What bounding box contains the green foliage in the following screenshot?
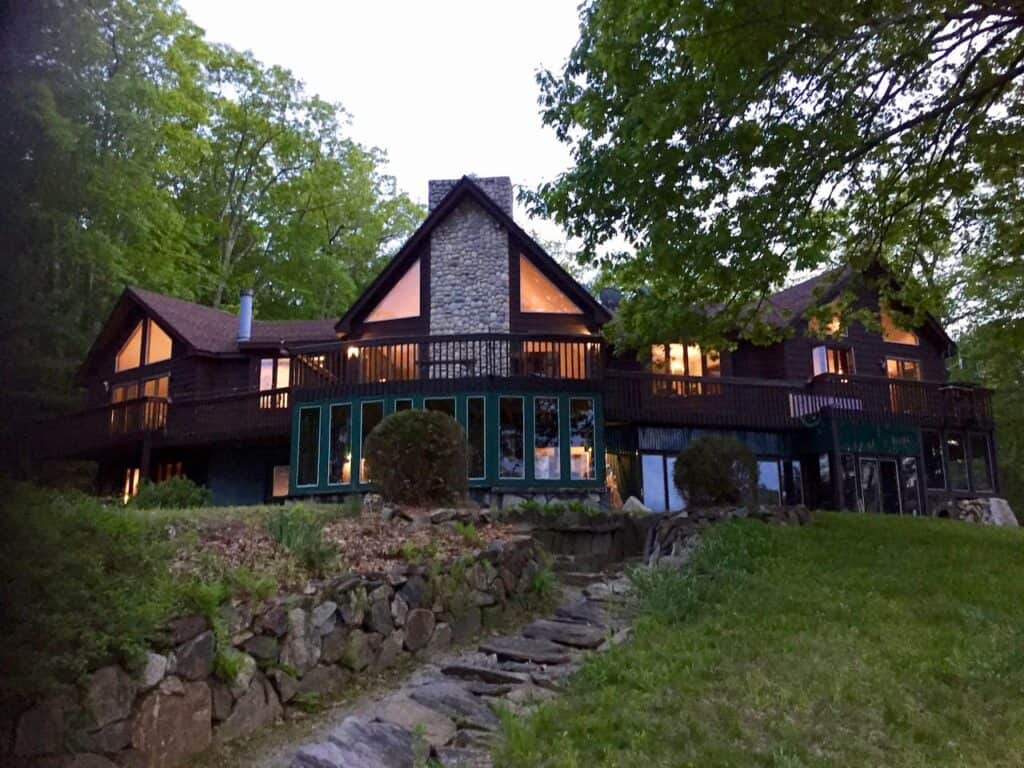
[673,435,758,509]
[363,410,468,506]
[400,539,441,566]
[495,514,1024,766]
[516,499,604,518]
[0,482,176,703]
[529,0,1024,349]
[0,0,422,462]
[290,692,324,714]
[212,647,247,685]
[527,567,557,603]
[452,521,483,547]
[266,507,337,576]
[129,476,211,509]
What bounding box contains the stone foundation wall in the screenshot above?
[5,538,546,768]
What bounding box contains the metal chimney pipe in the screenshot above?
[238,289,253,343]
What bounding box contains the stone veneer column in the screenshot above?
[429,198,510,335]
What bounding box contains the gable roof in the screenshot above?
[335,176,613,335]
[78,287,338,380]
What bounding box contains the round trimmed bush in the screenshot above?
[363,409,467,505]
[129,475,211,509]
[673,435,758,508]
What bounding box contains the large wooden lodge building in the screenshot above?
[35,176,999,515]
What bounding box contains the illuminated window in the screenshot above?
[811,346,853,376]
[328,404,352,484]
[519,255,581,313]
[259,358,290,408]
[145,320,172,364]
[272,465,290,498]
[534,397,560,480]
[881,309,919,345]
[886,358,921,381]
[110,382,139,433]
[116,323,143,372]
[366,259,420,322]
[296,407,321,487]
[705,350,722,377]
[122,466,141,504]
[467,397,485,480]
[808,307,844,337]
[570,398,596,480]
[359,400,384,482]
[143,375,169,398]
[650,344,711,376]
[499,396,525,479]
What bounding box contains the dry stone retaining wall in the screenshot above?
[5,537,546,768]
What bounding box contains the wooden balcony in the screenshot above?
[32,389,292,460]
[604,371,994,431]
[291,333,605,398]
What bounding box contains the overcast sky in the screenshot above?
[178,0,582,239]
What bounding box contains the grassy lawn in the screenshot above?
[495,513,1024,767]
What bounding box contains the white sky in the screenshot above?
[178,0,582,241]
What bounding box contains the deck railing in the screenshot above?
[604,371,994,430]
[291,333,605,396]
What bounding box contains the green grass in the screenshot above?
[495,513,1024,768]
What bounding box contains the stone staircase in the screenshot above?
[290,573,635,767]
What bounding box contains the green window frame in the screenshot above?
[328,403,352,485]
[295,406,321,488]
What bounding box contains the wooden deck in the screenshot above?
[33,334,993,461]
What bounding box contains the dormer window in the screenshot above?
[366,259,420,322]
[812,345,853,376]
[519,255,581,313]
[881,309,919,345]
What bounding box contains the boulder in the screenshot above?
[621,496,651,514]
[428,622,453,653]
[242,635,279,662]
[367,597,394,635]
[988,498,1018,527]
[257,604,290,637]
[311,601,338,636]
[175,630,215,681]
[340,587,367,626]
[131,681,211,768]
[218,603,253,637]
[280,608,319,675]
[340,630,374,672]
[85,665,138,729]
[391,593,409,627]
[398,576,427,610]
[157,676,184,697]
[163,615,207,646]
[294,665,348,700]
[403,609,436,652]
[448,605,482,644]
[215,674,281,744]
[210,683,233,722]
[268,669,299,704]
[320,625,349,664]
[137,652,168,691]
[228,653,257,699]
[293,717,417,768]
[478,636,572,665]
[408,682,501,731]
[430,508,456,524]
[362,493,384,516]
[374,696,456,748]
[374,630,405,671]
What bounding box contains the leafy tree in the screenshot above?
[530,0,1024,347]
[0,0,421,464]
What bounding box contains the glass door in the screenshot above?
[879,459,902,515]
[859,458,880,513]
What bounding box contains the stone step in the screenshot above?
[441,663,529,685]
[479,635,573,665]
[408,682,501,732]
[292,716,418,768]
[554,599,609,627]
[522,618,606,649]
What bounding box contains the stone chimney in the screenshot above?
[428,176,514,218]
[237,289,253,343]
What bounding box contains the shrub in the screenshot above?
[266,507,336,575]
[130,475,211,509]
[673,435,758,508]
[0,482,176,703]
[363,409,467,505]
